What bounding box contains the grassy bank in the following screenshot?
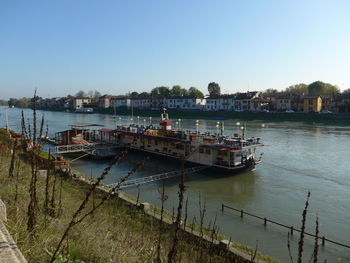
[0,129,279,263]
[37,106,350,126]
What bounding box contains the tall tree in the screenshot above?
[188,87,204,98]
[181,88,189,97]
[170,85,182,97]
[130,91,139,98]
[208,82,221,96]
[93,90,101,98]
[151,86,170,98]
[263,89,279,95]
[308,81,340,95]
[75,90,86,97]
[138,92,150,98]
[285,84,308,95]
[343,88,350,94]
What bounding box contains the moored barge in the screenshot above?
[55,111,265,173]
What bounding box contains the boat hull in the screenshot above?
[124,146,259,175]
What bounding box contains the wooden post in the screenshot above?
[264,217,267,226]
[240,209,243,218]
[221,203,224,213]
[322,236,325,246]
[290,226,294,235]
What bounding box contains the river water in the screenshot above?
[1,107,350,262]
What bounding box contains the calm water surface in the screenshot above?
[1,107,350,262]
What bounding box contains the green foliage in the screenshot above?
[308,81,340,95]
[284,84,308,95]
[180,88,189,97]
[264,81,340,96]
[138,92,150,98]
[188,87,204,98]
[45,249,87,263]
[342,88,350,94]
[151,86,171,98]
[8,97,31,108]
[130,91,139,98]
[208,82,221,96]
[0,99,8,106]
[263,89,279,95]
[170,85,182,97]
[87,90,101,98]
[75,91,86,97]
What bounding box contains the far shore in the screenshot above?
[33,106,350,126]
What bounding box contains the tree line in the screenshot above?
[264,81,349,96]
[4,81,350,108]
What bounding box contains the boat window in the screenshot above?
[219,151,228,156]
[176,144,184,150]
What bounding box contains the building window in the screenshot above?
[309,99,313,105]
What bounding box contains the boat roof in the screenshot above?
[69,122,104,127]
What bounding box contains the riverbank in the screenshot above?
[36,106,350,126]
[0,129,279,263]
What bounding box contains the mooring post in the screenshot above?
[240,209,244,218]
[264,217,267,226]
[221,203,224,213]
[290,226,294,235]
[322,236,325,246]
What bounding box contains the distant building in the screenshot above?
[205,96,219,111]
[131,98,151,109]
[217,95,235,111]
[234,92,261,111]
[276,96,292,111]
[73,97,91,109]
[151,98,167,110]
[302,95,322,112]
[63,98,72,108]
[321,96,332,111]
[99,95,115,108]
[334,93,350,113]
[167,97,206,110]
[110,97,131,109]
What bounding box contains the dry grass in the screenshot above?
[0,132,255,263]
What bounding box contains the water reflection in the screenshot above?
[1,107,350,262]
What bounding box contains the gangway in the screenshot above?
[52,143,121,154]
[109,166,207,189]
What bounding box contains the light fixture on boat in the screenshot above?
[235,122,241,137]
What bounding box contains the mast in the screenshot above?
[5,107,9,131]
[113,101,117,127]
[131,105,134,121]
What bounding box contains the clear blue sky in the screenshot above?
[1,0,349,99]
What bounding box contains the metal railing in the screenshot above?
[109,166,207,189]
[221,203,350,249]
[53,143,97,154]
